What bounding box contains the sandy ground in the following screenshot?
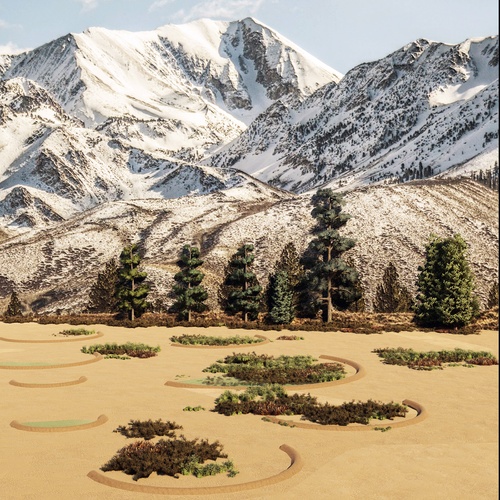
[0,322,498,500]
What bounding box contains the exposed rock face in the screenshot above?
[210,36,499,193]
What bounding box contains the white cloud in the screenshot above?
[149,0,176,13]
[77,0,99,12]
[0,42,31,55]
[167,0,265,22]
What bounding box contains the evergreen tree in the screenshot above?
[267,270,294,324]
[374,262,412,313]
[170,245,208,321]
[222,244,262,321]
[5,291,23,317]
[87,258,119,313]
[304,189,361,322]
[486,281,499,309]
[414,234,479,328]
[265,242,303,317]
[116,244,149,321]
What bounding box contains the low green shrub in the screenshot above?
[183,406,205,412]
[202,352,345,385]
[373,347,498,370]
[276,335,304,340]
[113,419,182,440]
[81,342,160,358]
[170,334,264,346]
[57,328,96,336]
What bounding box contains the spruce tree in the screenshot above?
[374,262,412,313]
[171,245,208,321]
[414,234,479,328]
[116,244,149,321]
[267,270,294,324]
[5,291,23,317]
[222,244,262,321]
[304,189,361,322]
[87,258,119,313]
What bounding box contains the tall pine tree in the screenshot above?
[116,244,149,321]
[222,244,262,321]
[374,262,412,313]
[304,189,360,322]
[87,258,119,313]
[171,245,208,321]
[267,270,294,324]
[414,234,479,328]
[265,242,302,324]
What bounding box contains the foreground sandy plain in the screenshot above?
[0,322,498,500]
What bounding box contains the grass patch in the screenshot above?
[214,385,408,426]
[201,352,346,385]
[22,419,93,427]
[81,342,160,358]
[56,328,96,336]
[373,347,499,370]
[170,334,264,346]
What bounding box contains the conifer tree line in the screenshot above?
[3,190,495,329]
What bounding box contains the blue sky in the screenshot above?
[0,0,498,73]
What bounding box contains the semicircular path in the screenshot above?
[9,376,88,388]
[165,354,365,390]
[87,444,302,495]
[10,414,108,432]
[0,352,102,370]
[170,334,270,349]
[263,399,427,431]
[0,332,104,343]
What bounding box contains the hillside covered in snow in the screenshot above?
[0,18,497,314]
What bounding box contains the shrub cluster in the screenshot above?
[57,328,96,336]
[113,419,182,440]
[213,386,408,426]
[81,342,160,358]
[373,347,498,370]
[276,335,304,341]
[202,352,346,385]
[170,334,264,346]
[102,419,238,481]
[102,437,230,481]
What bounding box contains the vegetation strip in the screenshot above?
[165,354,364,390]
[9,376,88,388]
[10,414,108,432]
[0,352,102,369]
[0,332,104,343]
[87,444,303,495]
[263,399,426,431]
[170,334,269,348]
[373,347,498,370]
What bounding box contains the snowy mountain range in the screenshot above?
[0,18,497,313]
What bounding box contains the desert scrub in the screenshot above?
[213,386,407,426]
[81,342,160,358]
[101,436,233,481]
[170,334,264,346]
[202,352,346,385]
[57,328,96,336]
[276,335,304,341]
[373,347,498,370]
[113,419,182,440]
[183,406,205,412]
